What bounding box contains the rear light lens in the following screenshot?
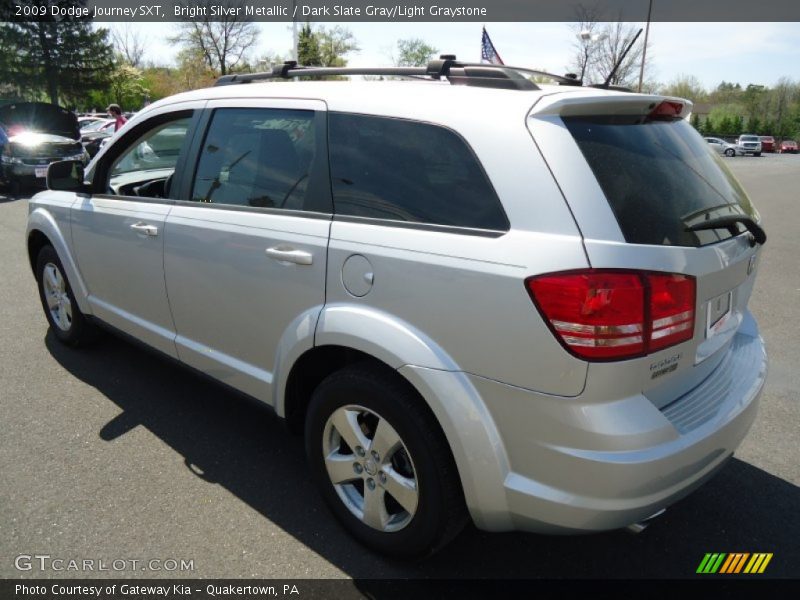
[526,270,695,361]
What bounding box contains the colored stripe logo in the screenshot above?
[696,553,773,574]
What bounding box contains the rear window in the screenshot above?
[564,116,757,247]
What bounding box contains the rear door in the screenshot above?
[163,100,331,403]
[528,95,764,404]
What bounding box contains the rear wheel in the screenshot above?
[35,245,97,346]
[305,363,467,558]
[725,148,735,157]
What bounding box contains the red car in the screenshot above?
[779,140,798,154]
[759,136,775,152]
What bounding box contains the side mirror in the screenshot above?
[47,160,88,193]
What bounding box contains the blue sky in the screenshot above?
[127,21,800,90]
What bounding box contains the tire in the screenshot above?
[305,362,467,558]
[725,148,735,157]
[754,152,762,157]
[35,245,97,346]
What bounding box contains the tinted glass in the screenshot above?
[564,116,757,247]
[191,108,316,211]
[107,115,192,198]
[111,118,191,176]
[329,113,508,231]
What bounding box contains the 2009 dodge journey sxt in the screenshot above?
[27,58,767,558]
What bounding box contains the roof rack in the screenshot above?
[214,55,583,91]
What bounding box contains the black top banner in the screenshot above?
[3,0,800,22]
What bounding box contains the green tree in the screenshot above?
[745,116,762,134]
[298,23,322,66]
[661,74,707,102]
[317,26,359,67]
[298,24,358,68]
[703,116,715,134]
[0,1,114,105]
[742,84,766,122]
[394,38,438,67]
[690,113,700,131]
[108,63,148,108]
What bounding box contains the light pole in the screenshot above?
[638,0,654,92]
[292,1,299,62]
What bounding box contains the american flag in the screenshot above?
[480,27,504,65]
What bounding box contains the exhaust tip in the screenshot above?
[624,508,666,534]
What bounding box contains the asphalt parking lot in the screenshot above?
[1,153,798,581]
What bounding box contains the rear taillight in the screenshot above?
[526,270,695,361]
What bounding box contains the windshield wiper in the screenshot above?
[686,215,766,246]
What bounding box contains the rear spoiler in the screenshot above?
[529,93,693,120]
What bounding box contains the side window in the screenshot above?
[190,108,316,211]
[107,115,192,198]
[329,113,508,231]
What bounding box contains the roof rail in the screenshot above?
[214,55,584,91]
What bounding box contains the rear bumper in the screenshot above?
[467,314,766,533]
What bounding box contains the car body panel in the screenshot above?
[26,193,92,314]
[71,196,177,357]
[165,204,331,402]
[705,137,744,156]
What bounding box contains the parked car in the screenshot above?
[0,102,88,193]
[27,59,768,558]
[704,136,742,157]
[78,116,106,131]
[779,139,798,154]
[736,134,762,156]
[80,119,116,157]
[759,136,775,153]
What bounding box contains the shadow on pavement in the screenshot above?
[46,332,799,579]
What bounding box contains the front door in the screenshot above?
[71,107,198,357]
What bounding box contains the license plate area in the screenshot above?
[35,167,48,178]
[706,291,733,338]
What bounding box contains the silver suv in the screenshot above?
[737,134,763,156]
[27,59,767,558]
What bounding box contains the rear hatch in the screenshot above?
[526,92,764,408]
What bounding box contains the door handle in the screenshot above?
[130,222,158,237]
[265,246,313,266]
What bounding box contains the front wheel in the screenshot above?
[35,245,97,346]
[725,148,735,157]
[754,152,762,157]
[305,363,467,558]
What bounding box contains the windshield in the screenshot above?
[564,115,758,247]
[740,136,759,142]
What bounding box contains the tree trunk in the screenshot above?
[36,23,59,104]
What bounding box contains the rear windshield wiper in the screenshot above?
[686,215,766,246]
